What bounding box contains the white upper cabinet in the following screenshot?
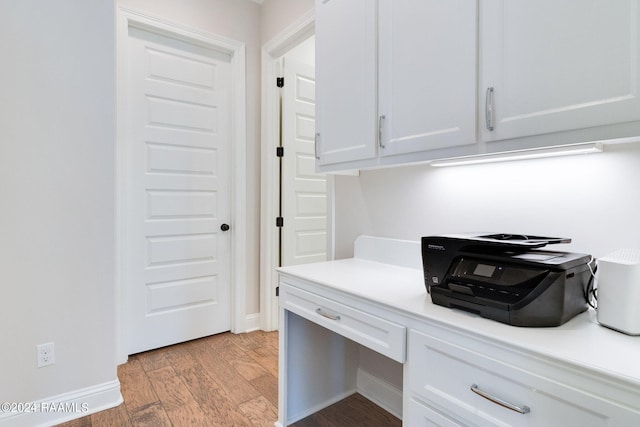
[378,0,477,156]
[315,0,478,170]
[315,0,640,171]
[315,0,377,166]
[481,0,640,142]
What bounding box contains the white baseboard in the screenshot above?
[0,379,122,427]
[244,312,261,332]
[277,369,402,424]
[357,368,403,420]
[285,389,356,426]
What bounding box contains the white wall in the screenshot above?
[0,0,119,422]
[334,142,640,260]
[260,0,315,44]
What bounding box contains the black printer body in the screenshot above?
[422,233,592,327]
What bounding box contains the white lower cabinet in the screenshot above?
[278,262,640,427]
[278,278,406,426]
[405,328,640,426]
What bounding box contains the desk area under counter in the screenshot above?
[276,237,640,426]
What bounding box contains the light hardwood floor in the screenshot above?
[56,330,400,427]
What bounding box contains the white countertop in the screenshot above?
[278,257,640,388]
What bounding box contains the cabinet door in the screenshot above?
[315,0,377,166]
[481,0,640,142]
[378,0,477,156]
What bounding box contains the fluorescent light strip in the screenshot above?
[429,142,604,167]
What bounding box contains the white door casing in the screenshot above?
[260,10,335,332]
[117,9,248,360]
[281,58,327,267]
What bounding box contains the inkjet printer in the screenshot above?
[422,233,593,327]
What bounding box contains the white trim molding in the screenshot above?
[116,7,248,363]
[244,312,262,332]
[357,368,403,420]
[0,380,121,427]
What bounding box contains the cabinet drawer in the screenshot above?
[407,329,639,427]
[406,397,465,427]
[281,284,405,362]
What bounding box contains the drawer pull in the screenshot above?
[316,308,340,321]
[470,384,530,414]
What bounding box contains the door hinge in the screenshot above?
[276,146,284,157]
[276,217,284,227]
[275,286,279,297]
[276,77,284,88]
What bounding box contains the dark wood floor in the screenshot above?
[56,330,400,427]
[292,393,401,427]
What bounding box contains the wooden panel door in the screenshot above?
[378,0,477,156]
[125,26,231,354]
[481,0,640,142]
[315,0,377,166]
[282,58,328,267]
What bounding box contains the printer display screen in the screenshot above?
[451,257,546,287]
[473,263,496,278]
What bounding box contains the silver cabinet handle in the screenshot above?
[470,384,530,414]
[314,132,320,160]
[316,308,340,321]
[485,87,495,131]
[378,114,386,149]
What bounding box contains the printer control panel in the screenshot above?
[445,257,548,303]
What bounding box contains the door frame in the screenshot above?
[116,7,247,363]
[259,10,336,331]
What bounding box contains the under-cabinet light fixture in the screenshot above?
[429,142,604,167]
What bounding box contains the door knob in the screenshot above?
[220,223,230,231]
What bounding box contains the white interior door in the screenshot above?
[281,58,327,266]
[125,26,232,354]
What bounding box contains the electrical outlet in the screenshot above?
[37,342,55,367]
